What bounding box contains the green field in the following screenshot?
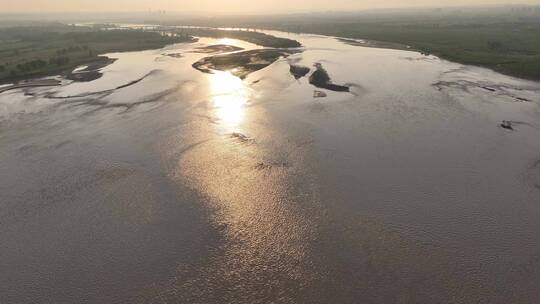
[0,23,193,83]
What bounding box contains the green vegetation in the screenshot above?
[260,9,540,80]
[277,22,540,80]
[0,24,194,83]
[192,48,300,79]
[168,7,539,80]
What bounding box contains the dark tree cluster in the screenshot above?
[487,40,505,52]
[56,45,89,55]
[16,59,47,72]
[49,56,70,66]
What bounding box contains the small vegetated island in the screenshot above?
[179,28,303,79]
[193,49,302,79]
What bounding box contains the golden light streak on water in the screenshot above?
[209,71,248,130]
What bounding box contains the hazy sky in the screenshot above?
[2,0,539,13]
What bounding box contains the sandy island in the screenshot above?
[193,48,302,79]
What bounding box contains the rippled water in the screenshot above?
[1,31,540,303]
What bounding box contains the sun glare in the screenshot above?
[209,71,248,130]
[217,38,235,45]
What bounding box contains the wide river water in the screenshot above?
[1,30,540,303]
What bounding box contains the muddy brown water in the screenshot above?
[1,32,540,303]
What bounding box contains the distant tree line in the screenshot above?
[49,56,70,66]
[2,56,72,76]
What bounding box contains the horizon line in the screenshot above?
[1,3,539,17]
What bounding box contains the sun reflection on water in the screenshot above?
[217,38,235,45]
[209,71,248,130]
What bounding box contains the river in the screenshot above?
[1,30,540,303]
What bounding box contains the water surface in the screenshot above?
[1,31,540,303]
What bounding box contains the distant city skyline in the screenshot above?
[2,0,540,14]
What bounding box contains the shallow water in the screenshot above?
[1,31,540,303]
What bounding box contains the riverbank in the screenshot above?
[164,9,540,81]
[0,25,196,84]
[0,78,61,94]
[0,25,304,85]
[265,20,540,81]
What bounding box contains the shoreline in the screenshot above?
[0,79,62,94]
[335,36,539,81]
[0,56,115,84]
[4,25,537,85]
[267,29,540,82]
[0,28,198,86]
[334,36,540,82]
[0,27,303,87]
